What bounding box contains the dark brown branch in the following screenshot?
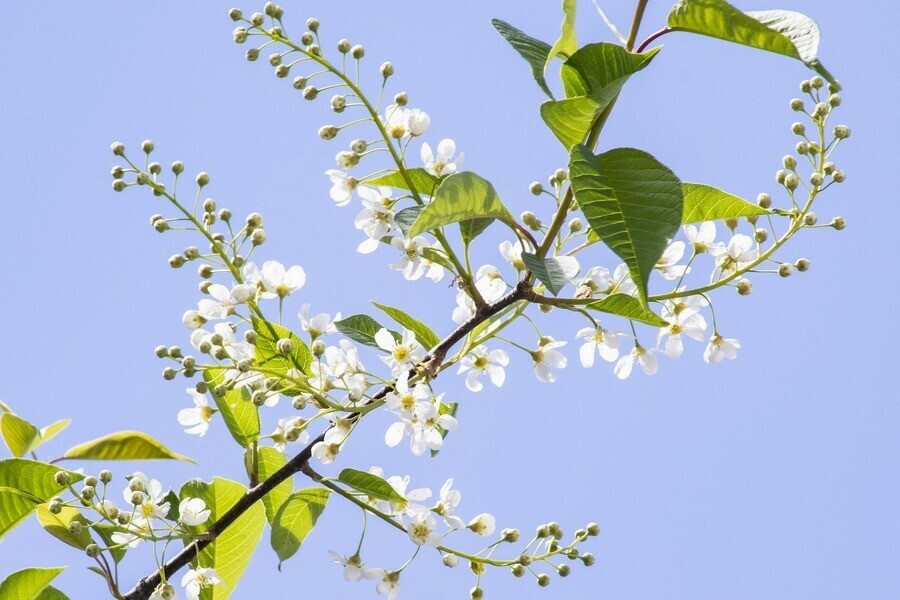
[122,282,531,599]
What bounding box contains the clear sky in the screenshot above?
[1,1,896,598]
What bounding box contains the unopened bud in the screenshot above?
[831,216,846,230]
[833,125,850,139]
[99,470,113,484]
[757,193,771,209]
[783,173,799,191]
[791,122,806,135]
[568,217,583,233]
[233,26,248,43]
[537,573,551,587]
[522,211,542,231]
[228,8,243,21]
[251,228,267,245]
[380,62,394,77]
[501,528,520,543]
[394,92,408,106]
[312,339,326,357]
[529,181,543,195]
[350,139,367,153]
[795,258,810,272]
[196,172,210,187]
[131,491,145,505]
[832,170,845,183]
[277,338,294,356]
[171,161,184,175]
[303,86,319,100]
[443,555,458,568]
[581,553,596,566]
[724,217,739,230]
[754,228,768,243]
[351,44,365,59]
[511,564,525,577]
[55,471,71,486]
[782,155,797,170]
[803,212,818,226]
[810,76,824,89]
[800,80,812,93]
[809,173,824,187]
[264,2,277,16]
[586,522,600,536]
[737,278,753,296]
[319,125,338,140]
[779,263,794,277]
[337,39,351,53]
[790,98,805,112]
[155,345,168,358]
[828,93,841,107]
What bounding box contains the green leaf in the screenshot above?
[61,431,194,463]
[203,368,259,448]
[180,477,266,599]
[271,488,330,567]
[667,0,835,82]
[36,420,70,450]
[408,172,514,244]
[490,18,553,98]
[0,567,66,600]
[569,146,683,305]
[0,459,83,501]
[681,182,770,223]
[366,168,439,196]
[430,402,459,458]
[34,586,69,600]
[91,524,127,563]
[586,294,670,327]
[394,206,424,237]
[1,412,40,458]
[36,505,93,551]
[371,302,441,350]
[545,0,578,71]
[252,317,313,382]
[335,314,400,349]
[521,252,580,296]
[0,486,41,541]
[252,447,292,526]
[337,469,405,503]
[541,44,659,149]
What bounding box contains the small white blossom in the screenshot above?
[434,478,466,530]
[198,283,255,320]
[421,139,464,177]
[312,441,341,464]
[376,328,425,377]
[532,338,567,383]
[614,345,660,379]
[715,234,759,273]
[328,551,382,582]
[177,388,215,436]
[123,473,170,521]
[499,240,525,271]
[389,235,430,280]
[611,263,637,296]
[475,264,506,302]
[704,334,741,363]
[271,417,310,452]
[657,306,707,358]
[684,221,724,255]
[655,241,689,280]
[257,260,306,299]
[178,497,211,527]
[468,513,496,536]
[373,570,401,600]
[382,104,430,138]
[181,567,222,600]
[182,310,206,330]
[299,304,340,337]
[325,169,357,206]
[355,186,395,253]
[457,345,508,392]
[406,511,443,547]
[576,326,620,367]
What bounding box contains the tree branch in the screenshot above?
[122,281,532,599]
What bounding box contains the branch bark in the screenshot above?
[122,281,532,599]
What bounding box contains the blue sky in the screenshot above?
[0,1,896,598]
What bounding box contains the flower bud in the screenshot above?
[292,396,307,410]
[581,553,596,566]
[306,17,320,31]
[337,39,351,53]
[568,217,583,233]
[586,522,600,536]
[775,170,787,184]
[529,181,543,196]
[264,2,277,16]
[131,491,145,505]
[536,525,549,538]
[245,48,260,62]
[501,528,520,543]
[814,102,829,117]
[394,92,408,106]
[810,76,824,89]
[68,521,83,535]
[251,228,267,246]
[809,173,824,187]
[118,513,131,525]
[112,180,127,192]
[275,64,290,78]
[196,172,210,187]
[350,139,367,154]
[795,258,810,272]
[99,470,113,484]
[511,564,526,577]
[554,168,568,182]
[141,140,155,154]
[832,170,845,183]
[782,155,797,170]
[351,44,365,59]
[558,564,571,577]
[823,162,835,175]
[243,330,258,345]
[522,211,542,231]
[48,501,63,514]
[303,86,319,100]
[299,32,314,46]
[233,26,248,43]
[783,173,799,191]
[808,141,821,155]
[757,193,771,209]
[163,367,176,380]
[746,214,759,225]
[81,486,95,500]
[724,217,739,230]
[55,471,71,486]
[169,254,186,269]
[791,122,805,135]
[789,98,805,112]
[277,338,294,356]
[518,554,533,566]
[380,62,394,77]
[828,93,841,107]
[111,142,125,156]
[831,216,846,230]
[795,142,809,156]
[833,125,850,139]
[198,264,214,279]
[246,212,263,229]
[171,161,184,175]
[800,80,812,93]
[737,278,752,296]
[470,587,483,600]
[149,162,162,175]
[84,476,98,488]
[319,125,338,140]
[537,573,551,587]
[754,228,768,243]
[312,339,326,357]
[443,554,458,568]
[778,263,794,277]
[229,8,242,21]
[336,151,359,168]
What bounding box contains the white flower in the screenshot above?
[499,240,525,271]
[111,516,152,548]
[325,169,357,206]
[373,570,401,600]
[575,266,612,298]
[271,417,309,451]
[532,338,567,383]
[389,235,431,280]
[434,478,466,530]
[715,234,758,272]
[457,345,508,392]
[124,474,170,521]
[149,582,176,600]
[177,388,215,436]
[181,567,222,600]
[468,513,496,536]
[406,512,443,547]
[376,328,425,376]
[197,283,255,320]
[611,263,637,296]
[312,441,341,464]
[405,108,430,136]
[475,264,506,303]
[178,497,211,527]
[421,139,464,177]
[684,221,724,254]
[299,304,340,337]
[576,326,620,367]
[328,551,381,582]
[355,186,395,253]
[655,241,689,280]
[371,469,431,517]
[614,345,660,379]
[451,289,476,325]
[182,310,206,330]
[258,260,306,298]
[420,243,445,283]
[657,306,707,358]
[704,334,741,363]
[382,104,430,138]
[411,397,457,456]
[385,373,432,419]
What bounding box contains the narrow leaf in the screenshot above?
[521,253,580,296]
[490,18,554,98]
[337,469,405,503]
[586,294,671,327]
[408,172,514,243]
[545,0,578,71]
[371,302,441,350]
[180,477,266,599]
[271,488,331,567]
[0,567,66,600]
[62,431,194,463]
[203,368,259,448]
[335,315,400,349]
[366,168,439,196]
[668,0,835,82]
[568,146,683,304]
[681,182,769,223]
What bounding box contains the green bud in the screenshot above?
[529,181,543,195]
[251,228,267,246]
[264,2,277,16]
[111,142,125,156]
[833,125,850,139]
[511,564,526,577]
[522,211,542,231]
[795,142,809,156]
[351,44,365,59]
[724,216,739,230]
[779,263,794,277]
[312,339,326,357]
[519,554,533,566]
[171,161,184,174]
[831,216,846,230]
[85,543,101,558]
[307,17,320,31]
[196,172,210,187]
[581,553,596,566]
[782,155,797,170]
[737,278,752,296]
[276,338,294,356]
[228,8,243,21]
[757,193,772,209]
[783,173,799,191]
[795,258,810,272]
[112,180,127,192]
[163,367,176,380]
[470,588,483,600]
[155,345,168,358]
[568,217,583,233]
[775,169,787,184]
[810,76,824,89]
[319,125,338,140]
[586,522,600,536]
[832,170,845,183]
[198,264,214,278]
[380,62,394,78]
[394,92,408,106]
[244,330,258,345]
[55,471,71,486]
[537,573,551,587]
[823,162,835,175]
[68,521,83,535]
[501,528,520,543]
[84,476,98,488]
[828,93,841,107]
[791,122,805,135]
[303,86,319,100]
[141,139,154,154]
[337,39,351,54]
[558,564,571,577]
[233,26,248,43]
[100,470,113,484]
[809,173,824,187]
[299,33,314,46]
[789,98,805,112]
[169,255,185,269]
[754,228,768,243]
[800,80,812,93]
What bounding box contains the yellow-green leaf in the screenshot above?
[180,477,266,600]
[586,294,670,327]
[681,182,770,223]
[0,412,40,458]
[668,0,835,82]
[371,302,441,350]
[545,0,578,71]
[337,469,404,503]
[271,488,331,567]
[203,368,259,448]
[0,567,66,600]
[36,505,93,551]
[61,431,194,463]
[251,447,292,526]
[252,318,313,385]
[0,459,83,501]
[366,169,439,196]
[0,486,41,541]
